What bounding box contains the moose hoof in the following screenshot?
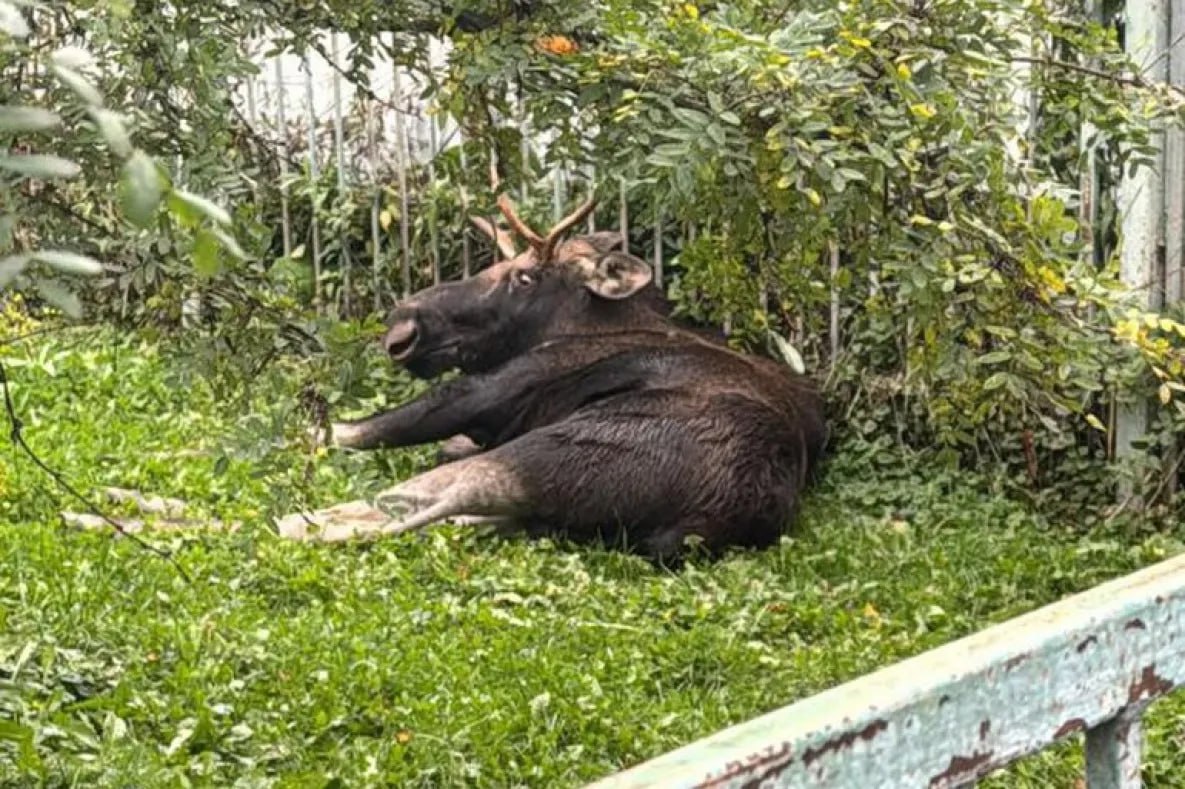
[321,421,366,449]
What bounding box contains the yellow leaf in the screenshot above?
[910,103,937,120]
[1085,414,1106,432]
[775,174,793,190]
[909,215,934,226]
[1160,383,1172,405]
[682,3,698,19]
[863,602,880,620]
[395,730,413,744]
[805,188,821,207]
[379,209,393,231]
[896,62,912,79]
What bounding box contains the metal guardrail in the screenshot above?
[587,552,1185,789]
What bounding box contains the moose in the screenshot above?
[300,177,827,563]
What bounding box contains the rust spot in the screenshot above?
[1054,718,1086,739]
[801,719,888,767]
[1077,635,1098,653]
[928,751,994,787]
[1004,653,1030,671]
[1125,619,1146,631]
[979,719,991,740]
[698,742,792,788]
[1128,665,1174,704]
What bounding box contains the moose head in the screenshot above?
[382,167,657,379]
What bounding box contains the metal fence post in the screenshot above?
[274,56,292,258]
[391,47,411,298]
[1085,712,1144,789]
[302,49,323,311]
[1114,0,1168,468]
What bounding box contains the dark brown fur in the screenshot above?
[333,233,826,561]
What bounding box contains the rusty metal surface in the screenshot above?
[585,552,1185,789]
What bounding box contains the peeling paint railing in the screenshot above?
[587,553,1185,789]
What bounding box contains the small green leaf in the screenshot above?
[769,330,806,374]
[90,108,132,156]
[193,229,222,278]
[0,719,34,744]
[982,372,1008,391]
[170,189,232,228]
[0,253,28,288]
[210,227,248,261]
[974,350,1012,365]
[51,64,104,107]
[31,250,103,276]
[0,154,81,179]
[120,151,163,227]
[36,279,83,319]
[0,105,61,132]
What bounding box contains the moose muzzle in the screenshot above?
[384,318,420,360]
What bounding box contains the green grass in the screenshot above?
[2,330,1185,787]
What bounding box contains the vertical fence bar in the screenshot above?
[392,49,412,298]
[1085,714,1144,789]
[587,164,597,233]
[274,57,293,257]
[653,205,664,285]
[1166,7,1185,305]
[1164,2,1185,500]
[244,68,261,208]
[428,116,441,285]
[1114,0,1168,467]
[366,91,382,313]
[553,164,565,224]
[518,93,529,204]
[829,239,840,368]
[303,49,323,310]
[1078,0,1102,271]
[330,32,350,316]
[459,137,472,278]
[618,180,629,254]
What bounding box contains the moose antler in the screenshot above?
[487,159,598,263]
[468,216,518,260]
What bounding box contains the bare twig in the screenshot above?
[0,360,191,581]
[1011,55,1185,99]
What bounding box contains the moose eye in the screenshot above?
[512,269,536,289]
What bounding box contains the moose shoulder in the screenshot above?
[317,193,827,563]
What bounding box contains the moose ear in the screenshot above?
[579,231,624,253]
[582,252,653,300]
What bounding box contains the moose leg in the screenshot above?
[372,454,528,535]
[278,454,529,544]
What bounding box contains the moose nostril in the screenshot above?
[384,320,419,359]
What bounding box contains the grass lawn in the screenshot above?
[2,331,1185,787]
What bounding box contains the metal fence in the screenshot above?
[586,551,1185,789]
[232,31,687,328]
